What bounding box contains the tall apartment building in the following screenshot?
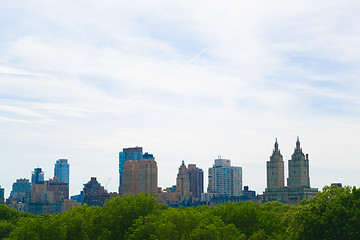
[121,160,140,195]
[10,178,32,200]
[264,137,318,204]
[176,161,191,201]
[54,159,70,184]
[188,164,204,202]
[287,137,310,188]
[207,158,243,197]
[0,186,4,203]
[119,147,143,193]
[139,153,158,194]
[31,168,44,184]
[267,139,285,191]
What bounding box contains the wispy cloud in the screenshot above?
[0,0,360,196]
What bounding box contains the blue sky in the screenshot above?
[1,0,360,197]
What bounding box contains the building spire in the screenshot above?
[274,138,279,151]
[296,136,301,150]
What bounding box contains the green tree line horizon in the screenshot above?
[1,185,359,239]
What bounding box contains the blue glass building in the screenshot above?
[54,159,70,184]
[31,168,44,184]
[0,185,4,203]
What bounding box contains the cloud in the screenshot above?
[0,0,360,197]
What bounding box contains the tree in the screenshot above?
[286,185,360,240]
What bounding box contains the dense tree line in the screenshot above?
[1,185,360,239]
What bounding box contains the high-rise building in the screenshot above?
[208,158,243,197]
[54,159,70,184]
[266,139,285,191]
[287,137,310,188]
[263,137,318,204]
[188,164,203,202]
[31,168,44,184]
[119,147,143,193]
[121,160,140,195]
[10,178,31,200]
[176,161,191,200]
[139,153,158,194]
[0,186,4,203]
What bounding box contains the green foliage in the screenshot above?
[286,185,360,240]
[4,187,360,239]
[102,193,167,240]
[0,204,24,223]
[126,206,246,240]
[0,204,35,239]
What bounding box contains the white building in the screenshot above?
[206,158,242,198]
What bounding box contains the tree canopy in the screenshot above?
[1,186,360,239]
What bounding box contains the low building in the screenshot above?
[82,177,110,207]
[23,177,77,214]
[10,178,31,201]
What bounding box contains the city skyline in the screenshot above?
[1,1,360,198]
[0,137,343,200]
[0,136,357,199]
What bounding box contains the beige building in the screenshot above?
[287,137,310,189]
[121,160,140,195]
[266,139,284,191]
[176,161,191,201]
[121,152,158,195]
[24,177,78,214]
[264,138,318,204]
[139,156,158,194]
[157,161,192,206]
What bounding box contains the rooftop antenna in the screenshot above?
[105,177,111,189]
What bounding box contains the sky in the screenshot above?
[1,1,360,198]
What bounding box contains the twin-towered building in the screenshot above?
[264,137,318,204]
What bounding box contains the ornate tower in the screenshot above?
[266,138,285,190]
[287,137,310,188]
[176,161,191,200]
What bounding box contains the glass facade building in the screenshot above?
[54,159,70,184]
[31,168,44,184]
